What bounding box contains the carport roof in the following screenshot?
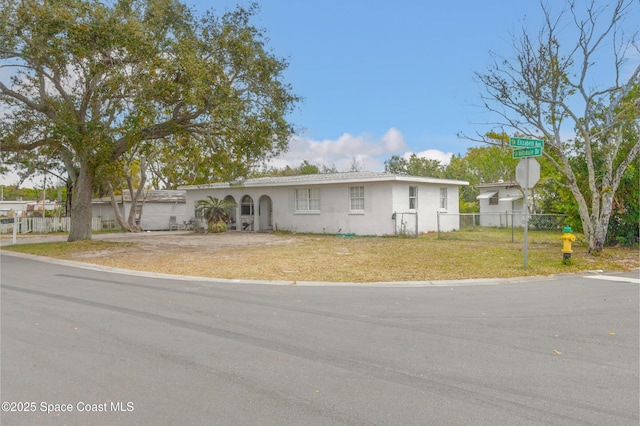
[499,195,523,202]
[476,191,498,200]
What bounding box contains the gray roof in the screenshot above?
[92,190,186,204]
[180,171,469,190]
[475,181,519,189]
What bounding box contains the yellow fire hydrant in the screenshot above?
[561,226,576,262]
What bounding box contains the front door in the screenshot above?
[258,195,272,232]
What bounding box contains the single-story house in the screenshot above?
[0,200,30,217]
[476,181,526,227]
[92,190,187,230]
[180,172,469,236]
[0,200,60,217]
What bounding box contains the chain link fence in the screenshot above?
[392,211,418,237]
[437,212,569,240]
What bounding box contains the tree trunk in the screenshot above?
[68,166,94,242]
[126,157,147,231]
[589,190,615,253]
[107,183,142,233]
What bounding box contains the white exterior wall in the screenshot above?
[91,202,187,230]
[91,202,121,223]
[277,182,396,235]
[478,187,526,227]
[389,183,460,233]
[0,201,29,217]
[136,202,187,230]
[186,183,394,235]
[185,181,462,236]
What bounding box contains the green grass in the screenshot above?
[2,240,132,257]
[1,228,637,282]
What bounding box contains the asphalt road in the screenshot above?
[1,252,638,425]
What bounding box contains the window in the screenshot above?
[489,193,499,205]
[409,186,418,209]
[295,188,320,212]
[349,186,364,212]
[439,187,448,210]
[241,195,254,215]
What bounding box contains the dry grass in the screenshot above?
[2,228,638,283]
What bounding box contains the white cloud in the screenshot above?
[269,128,455,172]
[269,128,407,172]
[403,149,455,165]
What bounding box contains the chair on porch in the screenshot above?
[169,216,179,231]
[241,217,253,231]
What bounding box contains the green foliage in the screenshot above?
[384,154,445,177]
[459,201,479,213]
[252,160,342,178]
[0,185,66,202]
[208,221,228,234]
[472,1,639,252]
[448,144,518,185]
[196,196,235,225]
[0,0,299,239]
[606,158,639,247]
[271,160,320,176]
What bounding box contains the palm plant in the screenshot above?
[195,196,236,225]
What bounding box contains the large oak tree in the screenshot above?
[474,0,639,253]
[0,0,298,241]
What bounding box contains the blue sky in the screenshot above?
[193,0,555,171]
[1,1,637,186]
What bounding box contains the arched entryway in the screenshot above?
[240,195,254,231]
[224,195,237,230]
[258,195,273,232]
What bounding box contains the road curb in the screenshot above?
[0,249,556,287]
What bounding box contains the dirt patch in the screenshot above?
[102,231,298,250]
[1,230,297,250]
[4,230,638,283]
[78,231,308,280]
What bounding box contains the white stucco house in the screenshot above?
[475,181,526,227]
[180,172,469,236]
[0,200,30,217]
[92,190,187,230]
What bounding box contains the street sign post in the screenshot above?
[510,138,545,268]
[515,157,540,268]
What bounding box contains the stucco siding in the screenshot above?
[477,185,526,227]
[186,181,461,236]
[91,201,187,230]
[389,183,460,233]
[138,202,187,230]
[183,172,468,236]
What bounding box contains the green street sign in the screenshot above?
[512,147,542,158]
[510,137,544,148]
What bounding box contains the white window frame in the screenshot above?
[409,186,418,210]
[349,186,365,213]
[439,187,448,210]
[295,188,320,212]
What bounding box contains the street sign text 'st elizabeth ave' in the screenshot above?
[510,138,544,159]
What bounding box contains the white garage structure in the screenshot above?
[476,181,526,227]
[181,172,469,236]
